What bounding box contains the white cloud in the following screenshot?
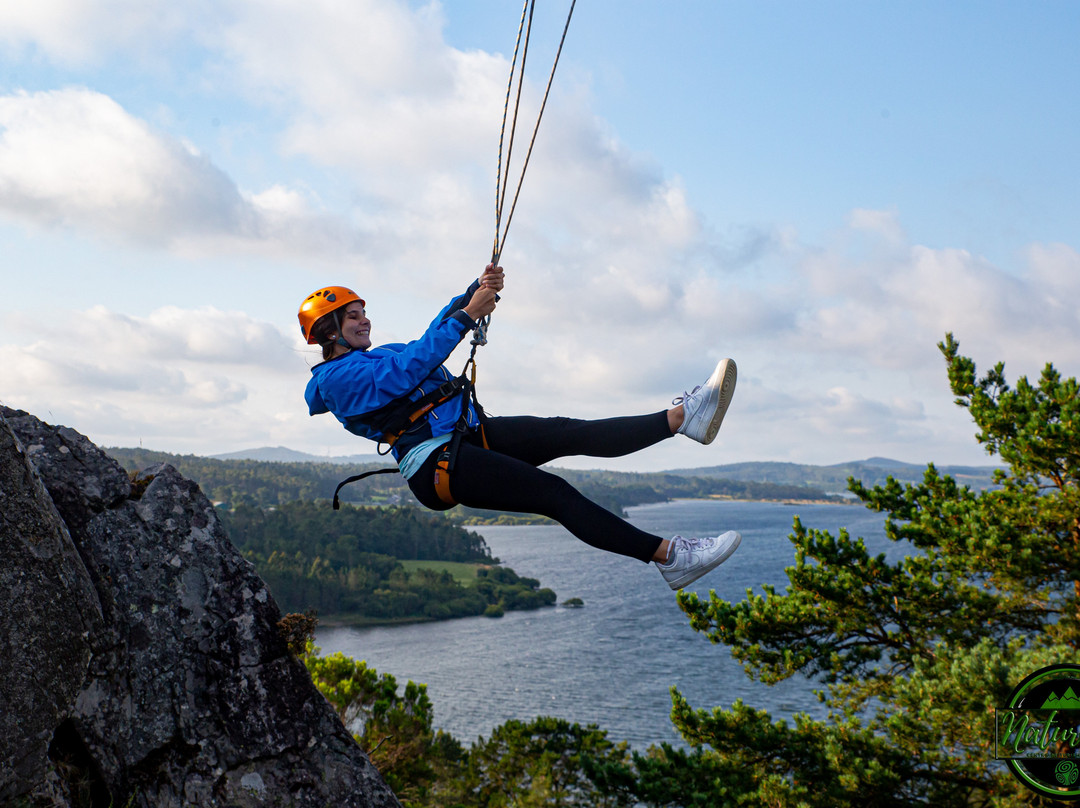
[0,88,237,237]
[0,304,292,408]
[812,386,924,437]
[208,0,716,283]
[470,206,1079,468]
[219,0,496,182]
[0,88,359,255]
[0,303,322,453]
[0,0,196,64]
[748,218,1080,381]
[1022,242,1080,351]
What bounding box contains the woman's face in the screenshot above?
[337,301,371,351]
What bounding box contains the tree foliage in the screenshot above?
[220,501,554,621]
[303,644,457,804]
[658,334,1080,806]
[301,643,631,808]
[457,716,633,808]
[256,551,555,621]
[222,500,491,562]
[106,449,410,508]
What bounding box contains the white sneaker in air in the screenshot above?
[675,358,737,445]
[656,531,742,590]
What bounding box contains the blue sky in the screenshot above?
[1,0,1077,472]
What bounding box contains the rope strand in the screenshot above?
[491,0,577,268]
[495,0,576,265]
[495,1,535,258]
[492,0,532,266]
[480,0,576,352]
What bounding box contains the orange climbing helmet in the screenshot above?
[298,286,364,344]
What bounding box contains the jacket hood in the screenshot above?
[305,372,329,415]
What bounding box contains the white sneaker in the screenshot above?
[656,531,741,590]
[675,358,737,445]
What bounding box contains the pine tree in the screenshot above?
[646,334,1080,806]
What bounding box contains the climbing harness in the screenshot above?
[432,355,490,507]
[331,366,483,509]
[356,375,471,450]
[333,1,575,510]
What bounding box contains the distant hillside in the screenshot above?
[106,447,409,509]
[106,447,1003,515]
[105,446,855,516]
[210,446,381,465]
[209,448,1001,491]
[664,457,1001,492]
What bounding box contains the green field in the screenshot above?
[397,559,491,587]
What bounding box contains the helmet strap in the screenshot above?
[332,310,351,350]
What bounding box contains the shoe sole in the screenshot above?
[666,531,742,590]
[702,358,737,445]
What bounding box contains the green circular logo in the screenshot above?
[1057,761,1079,787]
[1002,663,1080,800]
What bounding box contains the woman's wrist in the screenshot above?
[454,309,479,327]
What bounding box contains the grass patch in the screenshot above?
[398,559,491,587]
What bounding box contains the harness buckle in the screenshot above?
[436,379,460,399]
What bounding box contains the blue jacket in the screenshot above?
[305,282,482,461]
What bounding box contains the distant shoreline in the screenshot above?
[687,494,854,506]
[458,495,854,526]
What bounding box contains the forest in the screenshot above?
[99,446,843,624]
[106,446,844,516]
[102,447,842,623]
[219,501,554,622]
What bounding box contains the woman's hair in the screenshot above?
[310,312,340,361]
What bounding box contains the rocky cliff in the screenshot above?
[0,406,401,808]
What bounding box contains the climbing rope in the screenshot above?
[476,0,577,349]
[492,0,577,266]
[332,4,576,510]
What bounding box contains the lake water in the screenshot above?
[316,499,894,749]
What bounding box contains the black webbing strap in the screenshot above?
[375,376,468,447]
[433,358,489,506]
[332,467,398,510]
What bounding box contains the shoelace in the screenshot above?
[671,535,715,555]
[672,384,702,407]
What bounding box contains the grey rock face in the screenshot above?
[0,406,131,536]
[0,417,101,804]
[0,409,401,808]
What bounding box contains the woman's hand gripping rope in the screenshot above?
[481,262,505,293]
[463,263,503,321]
[465,263,505,346]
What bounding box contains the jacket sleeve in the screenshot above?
[315,287,479,420]
[439,278,482,323]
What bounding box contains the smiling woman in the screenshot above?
[299,286,371,360]
[299,264,746,593]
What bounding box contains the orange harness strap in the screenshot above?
[432,423,488,506]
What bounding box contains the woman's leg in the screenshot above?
[407,440,664,563]
[480,411,674,467]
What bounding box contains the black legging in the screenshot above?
[407,412,672,563]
